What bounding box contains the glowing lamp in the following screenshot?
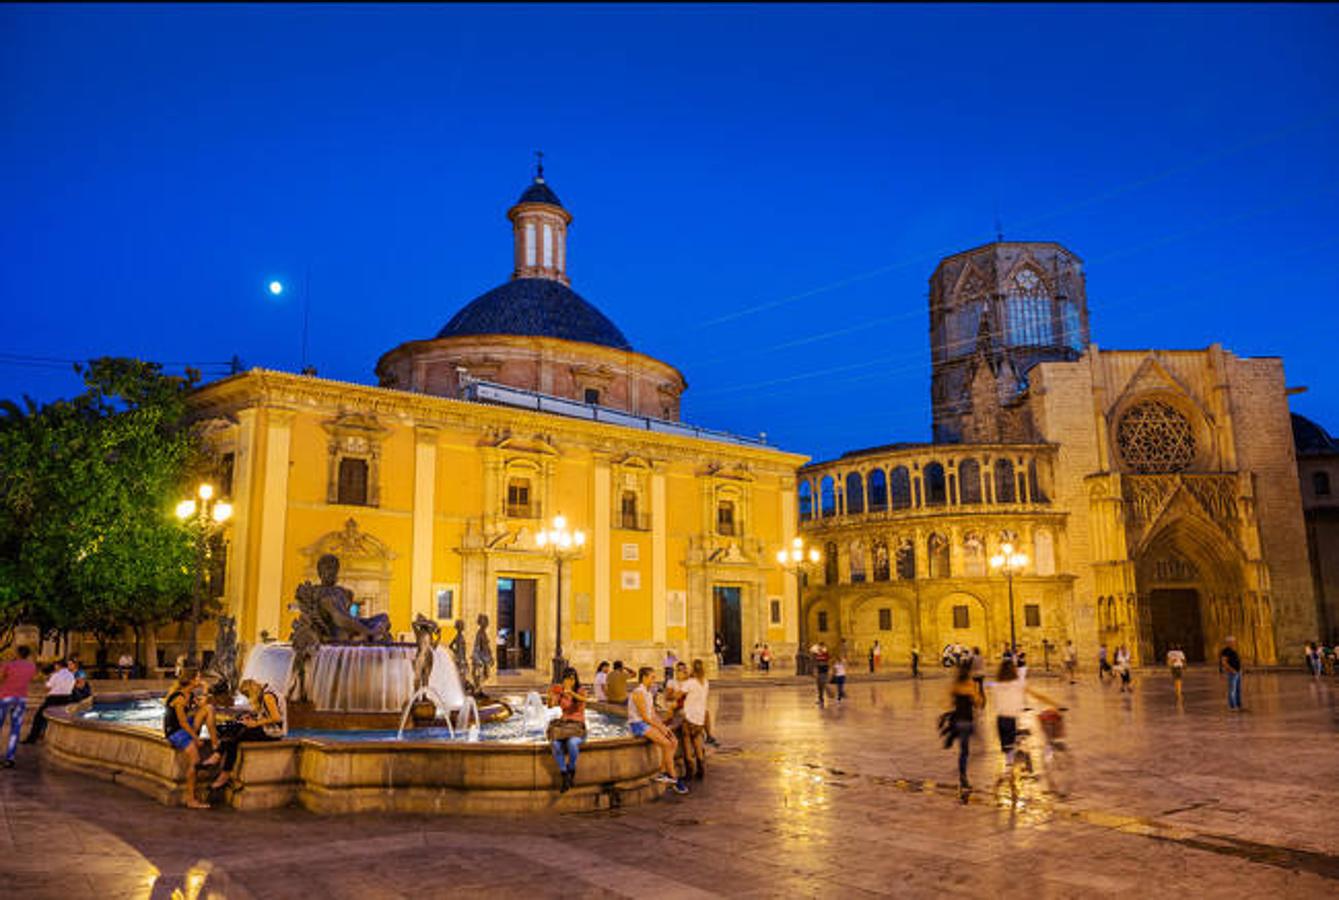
[175,499,196,520]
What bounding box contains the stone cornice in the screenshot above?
[188,369,807,473]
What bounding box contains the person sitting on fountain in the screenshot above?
[299,553,392,643]
[211,679,287,791]
[163,668,221,809]
[628,667,689,795]
[545,667,588,793]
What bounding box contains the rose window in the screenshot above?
[1116,400,1196,473]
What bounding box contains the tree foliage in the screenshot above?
[0,358,206,649]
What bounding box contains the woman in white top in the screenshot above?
[627,667,687,794]
[678,659,710,780]
[1166,645,1187,701]
[986,658,1057,770]
[593,661,610,702]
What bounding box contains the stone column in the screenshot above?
[594,457,612,643]
[410,425,439,623]
[652,466,668,644]
[253,407,295,642]
[227,408,259,641]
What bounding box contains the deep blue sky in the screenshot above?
[4,4,1338,461]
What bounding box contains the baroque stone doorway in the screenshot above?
[713,586,743,666]
[1148,588,1205,663]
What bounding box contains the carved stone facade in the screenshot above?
[806,240,1317,667]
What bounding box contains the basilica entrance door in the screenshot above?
[497,577,536,670]
[713,586,743,666]
[1149,588,1205,663]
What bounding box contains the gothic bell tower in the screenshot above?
[929,241,1090,442]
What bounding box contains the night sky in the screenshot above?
[4,4,1338,462]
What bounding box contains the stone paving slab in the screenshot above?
[1,670,1337,898]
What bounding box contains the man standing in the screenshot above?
[1097,645,1111,683]
[811,642,831,707]
[1063,641,1078,684]
[911,646,921,679]
[1219,636,1243,711]
[0,646,37,767]
[23,656,79,743]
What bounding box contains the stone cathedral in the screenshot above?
[798,241,1316,667]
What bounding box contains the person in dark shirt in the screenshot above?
[1219,636,1243,710]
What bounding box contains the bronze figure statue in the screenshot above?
[471,613,494,689]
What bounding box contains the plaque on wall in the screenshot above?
[620,570,641,590]
[667,590,687,627]
[622,542,640,561]
[575,591,592,625]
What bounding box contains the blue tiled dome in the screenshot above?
[437,278,632,350]
[517,180,562,207]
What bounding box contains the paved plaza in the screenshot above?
[2,668,1337,898]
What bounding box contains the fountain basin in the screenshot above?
[43,694,664,814]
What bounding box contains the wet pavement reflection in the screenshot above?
[2,668,1337,897]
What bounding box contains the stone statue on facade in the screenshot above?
[471,613,494,690]
[205,615,239,696]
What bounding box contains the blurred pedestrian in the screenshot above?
[0,646,37,767]
[1219,636,1243,711]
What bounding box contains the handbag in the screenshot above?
[547,718,587,741]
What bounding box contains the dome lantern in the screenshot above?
[509,151,572,285]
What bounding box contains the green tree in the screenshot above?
[0,358,206,662]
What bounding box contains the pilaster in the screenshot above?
[254,407,295,642]
[410,424,440,623]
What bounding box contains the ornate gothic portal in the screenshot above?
[1131,508,1274,665]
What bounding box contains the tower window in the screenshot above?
[337,458,369,506]
[584,388,600,405]
[524,223,536,267]
[543,223,553,267]
[1315,471,1332,497]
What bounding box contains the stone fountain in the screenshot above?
[239,553,466,729]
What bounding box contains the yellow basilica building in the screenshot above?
[190,170,807,677]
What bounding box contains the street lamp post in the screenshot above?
[175,482,233,667]
[536,514,586,683]
[989,541,1029,658]
[776,537,822,676]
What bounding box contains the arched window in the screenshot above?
[824,541,839,585]
[889,467,912,510]
[798,480,814,521]
[849,541,866,583]
[872,539,890,581]
[1034,529,1055,575]
[1005,267,1053,347]
[1028,459,1047,502]
[820,476,837,518]
[868,469,888,512]
[895,538,916,580]
[963,532,985,576]
[928,533,950,578]
[994,459,1016,504]
[958,459,982,504]
[1315,470,1332,497]
[924,462,947,506]
[845,472,865,515]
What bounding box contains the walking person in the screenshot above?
[0,646,37,768]
[911,646,921,679]
[760,643,772,674]
[1114,646,1132,693]
[1097,645,1112,683]
[713,632,724,669]
[22,656,78,744]
[1167,644,1187,702]
[628,667,688,794]
[1063,641,1078,684]
[832,656,848,702]
[1306,642,1323,679]
[1219,636,1244,711]
[872,639,882,673]
[942,661,979,792]
[546,666,588,793]
[811,642,832,707]
[970,647,986,703]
